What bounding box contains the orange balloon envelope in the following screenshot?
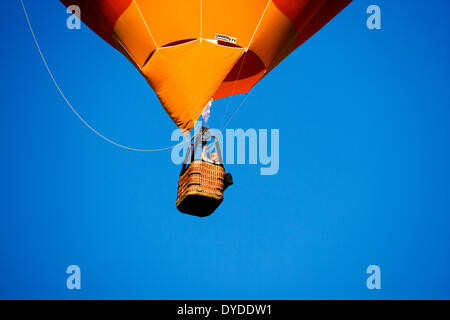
[61,0,352,132]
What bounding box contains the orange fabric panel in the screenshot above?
[134,0,200,48]
[248,1,298,68]
[112,1,157,67]
[202,0,268,48]
[142,40,244,132]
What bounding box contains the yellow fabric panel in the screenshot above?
[248,1,298,68]
[112,1,157,67]
[202,0,268,47]
[135,0,200,47]
[142,40,244,132]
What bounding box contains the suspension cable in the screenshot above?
[20,0,197,152]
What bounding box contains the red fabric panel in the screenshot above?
[223,51,265,82]
[272,0,352,49]
[60,0,132,48]
[294,0,352,49]
[271,0,326,30]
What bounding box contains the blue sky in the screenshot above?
[1,0,450,299]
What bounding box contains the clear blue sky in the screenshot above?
[1,0,450,299]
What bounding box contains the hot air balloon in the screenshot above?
[60,0,352,217]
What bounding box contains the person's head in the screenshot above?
[211,152,218,162]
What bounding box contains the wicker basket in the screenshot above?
[176,160,225,217]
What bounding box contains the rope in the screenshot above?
[219,0,270,130]
[246,0,271,50]
[19,0,197,152]
[220,94,250,131]
[220,0,307,131]
[219,53,248,129]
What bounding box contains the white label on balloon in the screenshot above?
[215,34,237,44]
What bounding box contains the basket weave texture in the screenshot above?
[176,160,225,207]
